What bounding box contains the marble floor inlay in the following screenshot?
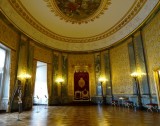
[0,105,160,126]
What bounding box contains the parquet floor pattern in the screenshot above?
[0,105,160,126]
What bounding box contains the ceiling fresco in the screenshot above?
[50,0,111,24]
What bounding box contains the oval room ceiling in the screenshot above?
[0,0,159,52]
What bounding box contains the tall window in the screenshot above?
[0,48,6,90]
[0,45,10,111]
[33,61,48,105]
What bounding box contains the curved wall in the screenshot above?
[0,9,160,108]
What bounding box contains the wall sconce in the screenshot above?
[56,78,64,83]
[131,72,143,109]
[131,72,139,78]
[98,77,107,83]
[131,72,146,78]
[17,73,31,80]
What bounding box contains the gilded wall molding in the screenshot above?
[31,60,37,96]
[47,64,53,97]
[9,50,18,101]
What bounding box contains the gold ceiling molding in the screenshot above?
[9,0,146,43]
[44,0,111,24]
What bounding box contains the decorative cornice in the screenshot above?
[9,0,146,43]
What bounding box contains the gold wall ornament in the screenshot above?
[78,77,85,88]
[75,65,89,72]
[46,0,111,24]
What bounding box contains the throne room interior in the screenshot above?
[0,0,160,126]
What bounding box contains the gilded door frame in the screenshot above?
[153,69,160,109]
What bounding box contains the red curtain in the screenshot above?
[74,72,89,100]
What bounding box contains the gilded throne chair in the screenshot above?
[75,90,82,100]
[82,89,89,100]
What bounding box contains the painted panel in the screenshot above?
[62,54,68,96]
[103,51,112,95]
[94,53,101,95]
[128,41,137,94]
[52,52,59,96]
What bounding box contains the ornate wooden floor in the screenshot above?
[0,105,160,126]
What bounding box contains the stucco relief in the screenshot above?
[68,54,96,97]
[142,11,160,94]
[110,40,133,94]
[0,19,19,50]
[33,45,52,63]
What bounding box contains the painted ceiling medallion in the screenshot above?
[47,0,111,24]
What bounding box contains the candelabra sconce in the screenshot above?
[17,72,31,96]
[16,73,31,113]
[131,72,143,110]
[56,78,64,104]
[17,73,31,80]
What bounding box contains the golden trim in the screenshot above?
[9,0,146,43]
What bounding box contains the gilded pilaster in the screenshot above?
[9,50,18,102]
[47,63,53,99]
